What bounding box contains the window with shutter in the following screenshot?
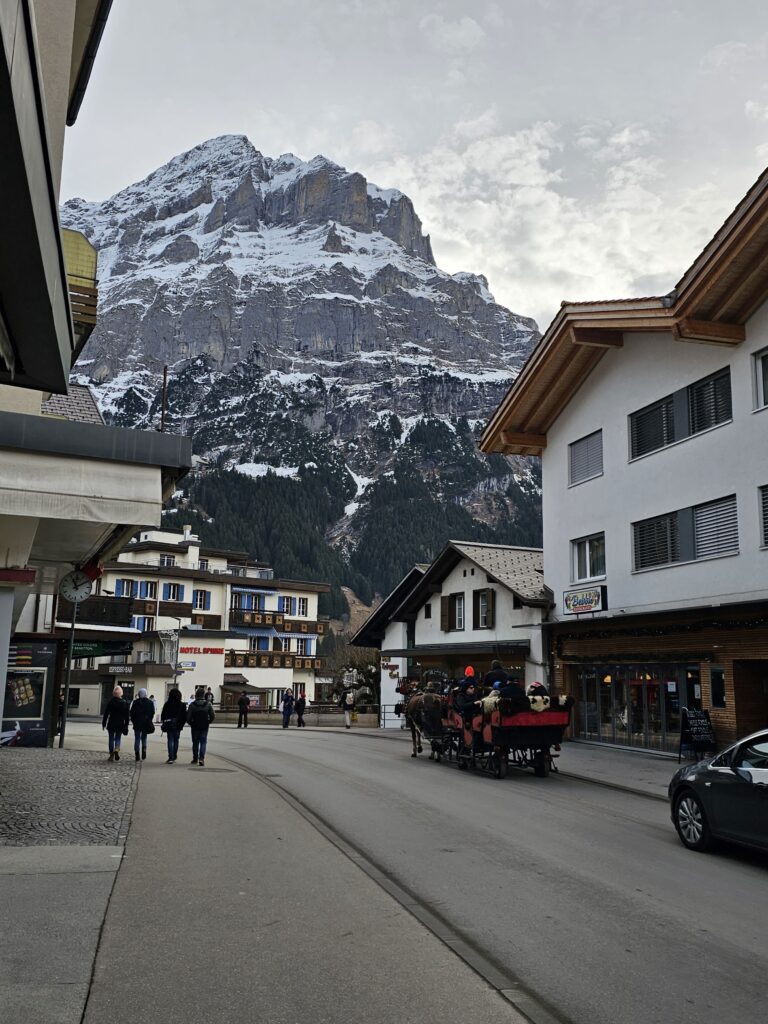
[486,589,495,629]
[693,495,738,559]
[688,369,732,435]
[630,397,675,458]
[633,514,679,570]
[760,486,768,546]
[472,590,481,630]
[440,596,449,631]
[568,430,603,485]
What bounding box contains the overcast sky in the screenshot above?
[62,0,768,329]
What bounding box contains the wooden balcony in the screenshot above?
[58,595,133,628]
[228,609,325,634]
[62,229,98,357]
[224,651,324,672]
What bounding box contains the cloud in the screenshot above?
[746,100,768,121]
[701,36,768,72]
[366,118,734,329]
[418,13,486,53]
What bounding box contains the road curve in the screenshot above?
[211,726,767,1024]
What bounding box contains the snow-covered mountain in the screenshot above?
[61,135,541,606]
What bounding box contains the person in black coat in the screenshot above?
[295,693,307,728]
[483,660,508,689]
[187,686,215,765]
[237,691,250,729]
[160,687,187,764]
[102,686,129,761]
[130,688,155,762]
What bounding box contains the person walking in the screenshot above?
[237,690,250,729]
[187,685,215,766]
[339,685,355,729]
[160,687,187,764]
[280,688,295,729]
[130,687,155,762]
[102,685,129,761]
[295,692,306,728]
[204,687,215,706]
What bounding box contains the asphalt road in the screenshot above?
[208,725,767,1024]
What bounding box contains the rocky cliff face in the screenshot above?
[61,135,541,602]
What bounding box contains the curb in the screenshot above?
[557,770,667,802]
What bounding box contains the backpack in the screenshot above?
[345,691,354,707]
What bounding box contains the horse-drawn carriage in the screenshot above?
[405,687,572,779]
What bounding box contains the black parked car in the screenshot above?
[669,729,768,852]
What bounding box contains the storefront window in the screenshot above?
[710,666,726,708]
[571,662,704,753]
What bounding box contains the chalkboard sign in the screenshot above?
[679,707,717,762]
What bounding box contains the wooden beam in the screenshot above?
[672,318,745,345]
[500,430,547,449]
[568,326,624,348]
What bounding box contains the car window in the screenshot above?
[711,747,734,768]
[738,737,768,769]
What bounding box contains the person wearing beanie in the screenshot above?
[102,685,129,761]
[130,687,155,762]
[187,685,215,765]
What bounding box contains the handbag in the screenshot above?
[146,721,156,735]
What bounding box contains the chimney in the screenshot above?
[183,524,192,540]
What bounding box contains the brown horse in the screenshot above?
[405,691,444,759]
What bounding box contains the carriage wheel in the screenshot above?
[494,752,508,779]
[533,750,550,777]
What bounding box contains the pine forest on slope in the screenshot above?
[61,135,542,616]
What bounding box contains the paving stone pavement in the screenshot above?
[0,748,136,846]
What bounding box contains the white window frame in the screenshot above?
[198,558,209,571]
[159,554,176,567]
[297,597,308,617]
[754,347,768,410]
[478,591,489,628]
[296,638,308,656]
[571,533,606,583]
[144,581,157,599]
[167,583,182,602]
[454,594,465,631]
[193,589,208,610]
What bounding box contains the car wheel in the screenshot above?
[674,790,713,852]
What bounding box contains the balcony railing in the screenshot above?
[58,595,133,628]
[224,651,323,672]
[228,610,326,634]
[62,229,98,356]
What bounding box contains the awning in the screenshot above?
[382,641,530,658]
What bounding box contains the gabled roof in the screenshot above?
[42,384,104,425]
[481,166,768,456]
[393,541,551,621]
[349,565,427,649]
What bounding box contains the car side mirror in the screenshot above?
[733,767,753,783]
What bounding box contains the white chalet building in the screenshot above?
[46,527,329,715]
[482,167,768,752]
[352,542,552,726]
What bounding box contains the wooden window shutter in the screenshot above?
[440,596,449,631]
[487,589,496,628]
[472,590,480,630]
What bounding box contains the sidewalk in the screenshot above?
[1,736,526,1024]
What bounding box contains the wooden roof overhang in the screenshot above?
[481,167,768,457]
